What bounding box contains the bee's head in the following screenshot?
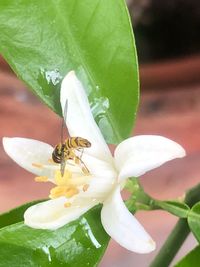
[52,143,63,163]
[79,138,91,148]
[55,143,62,155]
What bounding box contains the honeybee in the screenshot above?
[52,100,91,176]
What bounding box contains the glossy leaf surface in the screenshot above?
[188,202,200,243]
[0,205,109,267]
[0,0,139,144]
[174,246,200,267]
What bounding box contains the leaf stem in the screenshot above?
[150,183,200,267]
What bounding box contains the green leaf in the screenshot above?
[188,202,200,243]
[0,200,44,229]
[174,246,200,267]
[155,200,190,218]
[0,205,109,267]
[0,0,139,144]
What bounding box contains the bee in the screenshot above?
[52,137,91,175]
[52,100,91,176]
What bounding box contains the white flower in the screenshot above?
[2,71,186,254]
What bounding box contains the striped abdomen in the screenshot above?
[65,137,91,149]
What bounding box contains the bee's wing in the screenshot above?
[60,144,67,176]
[61,99,70,144]
[60,158,66,177]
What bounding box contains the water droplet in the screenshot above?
[45,69,62,86]
[41,246,52,262]
[80,218,101,248]
[91,97,109,118]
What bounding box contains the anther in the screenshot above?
[75,157,80,164]
[83,184,89,192]
[65,187,79,198]
[64,202,71,208]
[82,167,90,175]
[32,163,43,168]
[49,186,67,199]
[35,176,48,182]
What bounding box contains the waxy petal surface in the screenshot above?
[101,186,155,253]
[3,137,56,179]
[114,135,186,181]
[24,196,96,230]
[60,71,112,163]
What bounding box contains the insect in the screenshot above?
[52,100,91,176]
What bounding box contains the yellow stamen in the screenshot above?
[49,185,79,199]
[48,159,55,164]
[65,187,79,198]
[32,163,43,168]
[35,176,48,182]
[75,157,80,164]
[55,170,72,186]
[64,202,71,208]
[49,186,68,199]
[83,184,89,192]
[82,167,90,175]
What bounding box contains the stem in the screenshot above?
[150,183,200,267]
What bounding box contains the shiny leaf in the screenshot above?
[0,205,109,267]
[0,0,139,144]
[174,246,200,267]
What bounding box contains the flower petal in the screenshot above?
[60,71,112,163]
[81,153,117,178]
[2,137,57,178]
[78,177,115,199]
[101,186,155,253]
[114,135,186,181]
[24,196,97,230]
[68,153,116,199]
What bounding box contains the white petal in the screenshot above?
[81,153,117,178]
[114,135,186,181]
[2,137,57,179]
[60,71,112,163]
[24,196,96,230]
[101,186,155,253]
[68,153,117,199]
[79,177,115,199]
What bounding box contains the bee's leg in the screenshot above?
[74,155,90,175]
[77,148,84,161]
[65,150,79,167]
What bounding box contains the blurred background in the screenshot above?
[0,0,200,266]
